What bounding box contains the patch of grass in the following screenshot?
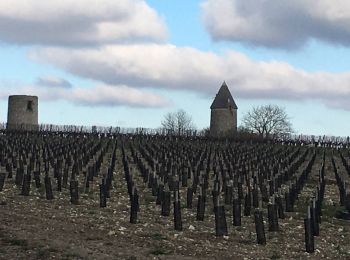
[149,233,166,241]
[335,244,350,256]
[235,226,243,231]
[4,238,28,247]
[62,252,82,259]
[149,247,170,256]
[144,194,154,205]
[321,204,341,219]
[270,251,281,259]
[36,248,51,259]
[238,238,253,245]
[86,236,103,241]
[37,184,46,193]
[88,190,95,198]
[295,196,311,213]
[79,187,86,194]
[2,237,31,251]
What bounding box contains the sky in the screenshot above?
[0,0,350,136]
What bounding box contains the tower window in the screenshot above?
[27,101,33,111]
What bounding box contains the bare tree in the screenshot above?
[242,105,293,138]
[161,109,195,135]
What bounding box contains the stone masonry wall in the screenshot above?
[210,108,237,137]
[7,95,38,130]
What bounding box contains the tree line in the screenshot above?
[161,105,293,138]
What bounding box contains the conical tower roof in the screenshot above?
[210,82,237,109]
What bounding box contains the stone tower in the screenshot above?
[7,95,39,131]
[210,82,237,137]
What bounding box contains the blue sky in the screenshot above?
[0,0,350,136]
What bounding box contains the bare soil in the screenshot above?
[0,151,350,260]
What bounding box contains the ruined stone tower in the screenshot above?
[7,95,38,130]
[210,82,237,137]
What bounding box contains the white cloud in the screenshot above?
[36,76,72,88]
[201,0,350,49]
[30,44,350,111]
[67,85,170,107]
[0,83,169,108]
[30,44,226,90]
[0,0,167,45]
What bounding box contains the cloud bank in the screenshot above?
[0,0,167,46]
[36,76,72,88]
[1,0,350,113]
[30,44,350,110]
[0,83,169,108]
[202,0,350,49]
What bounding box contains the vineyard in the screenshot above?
[0,130,350,259]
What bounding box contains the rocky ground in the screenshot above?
[0,151,350,260]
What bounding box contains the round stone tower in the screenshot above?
[7,95,39,131]
[210,82,238,137]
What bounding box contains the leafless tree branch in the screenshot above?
[242,104,293,138]
[161,109,195,135]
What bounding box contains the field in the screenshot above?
[0,131,350,259]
